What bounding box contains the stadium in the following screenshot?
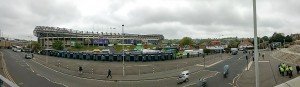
[33,26,164,49]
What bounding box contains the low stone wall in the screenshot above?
[272,46,300,65]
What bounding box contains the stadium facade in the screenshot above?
[34,26,164,49]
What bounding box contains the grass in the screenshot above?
[68,46,105,51]
[113,45,136,52]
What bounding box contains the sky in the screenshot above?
[0,0,300,40]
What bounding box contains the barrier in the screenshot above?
[39,51,198,62]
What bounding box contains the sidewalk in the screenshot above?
[237,50,300,87]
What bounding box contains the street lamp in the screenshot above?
[252,0,259,86]
[122,24,125,76]
[219,35,223,60]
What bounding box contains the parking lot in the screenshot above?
[32,52,229,76]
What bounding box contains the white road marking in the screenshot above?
[183,71,219,87]
[244,61,253,71]
[195,64,204,66]
[206,60,223,67]
[258,61,269,63]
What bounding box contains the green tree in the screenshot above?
[179,37,193,46]
[52,40,64,50]
[285,35,293,42]
[74,42,82,49]
[32,41,41,53]
[261,36,269,41]
[269,32,285,43]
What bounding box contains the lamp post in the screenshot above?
[219,35,223,60]
[122,24,125,76]
[252,0,259,86]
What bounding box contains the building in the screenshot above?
[291,33,300,40]
[33,26,164,49]
[206,40,224,52]
[238,40,253,50]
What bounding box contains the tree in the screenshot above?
[269,32,285,43]
[74,42,82,49]
[179,37,193,47]
[32,41,41,53]
[285,35,293,42]
[52,40,64,50]
[261,36,269,41]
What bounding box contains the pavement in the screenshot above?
[237,49,300,87]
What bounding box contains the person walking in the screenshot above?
[107,69,112,79]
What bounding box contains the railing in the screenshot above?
[0,75,19,87]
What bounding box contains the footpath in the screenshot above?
[237,48,300,87]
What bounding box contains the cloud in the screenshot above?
[0,0,299,40]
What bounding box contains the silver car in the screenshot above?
[25,53,33,59]
[177,70,190,84]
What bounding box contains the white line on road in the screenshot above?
[206,60,223,67]
[244,61,253,71]
[258,61,269,63]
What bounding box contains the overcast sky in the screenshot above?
[0,0,300,40]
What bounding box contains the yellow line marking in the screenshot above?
[1,51,17,84]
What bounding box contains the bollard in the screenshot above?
[153,67,155,73]
[92,68,94,74]
[139,67,141,76]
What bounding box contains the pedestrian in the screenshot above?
[286,66,290,76]
[79,66,83,73]
[262,54,264,59]
[107,69,112,78]
[296,65,300,74]
[280,66,284,76]
[252,56,254,61]
[282,63,286,70]
[278,63,282,72]
[289,66,293,78]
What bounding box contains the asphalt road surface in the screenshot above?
[1,49,247,87]
[188,52,248,87]
[0,49,64,87]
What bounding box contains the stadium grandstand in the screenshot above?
[33,26,164,49]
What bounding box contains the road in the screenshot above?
[188,52,249,87]
[0,49,247,87]
[0,49,64,87]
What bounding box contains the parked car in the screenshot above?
[177,70,190,84]
[25,53,33,59]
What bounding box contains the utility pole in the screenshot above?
[122,24,125,76]
[252,0,259,86]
